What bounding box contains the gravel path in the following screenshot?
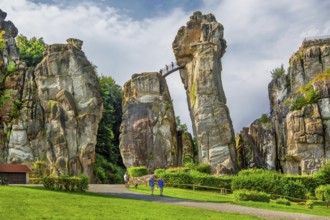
[88,184,330,220]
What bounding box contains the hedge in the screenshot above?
[231,169,284,195]
[42,175,89,192]
[162,173,193,188]
[231,169,309,200]
[234,190,270,203]
[127,166,148,177]
[284,175,318,195]
[158,170,232,190]
[29,178,43,184]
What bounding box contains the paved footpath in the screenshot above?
[88,184,330,220]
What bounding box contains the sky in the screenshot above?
[1,0,329,134]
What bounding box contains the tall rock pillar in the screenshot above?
[119,72,178,171]
[173,11,237,173]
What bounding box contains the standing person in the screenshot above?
[124,172,129,188]
[158,177,165,196]
[149,176,155,196]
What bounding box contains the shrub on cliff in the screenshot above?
[16,34,47,66]
[270,64,285,79]
[0,30,6,51]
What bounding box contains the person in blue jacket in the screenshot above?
[149,176,155,196]
[158,177,165,196]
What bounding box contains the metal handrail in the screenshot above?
[159,62,184,77]
[303,35,330,41]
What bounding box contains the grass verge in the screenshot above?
[129,185,330,217]
[0,186,261,220]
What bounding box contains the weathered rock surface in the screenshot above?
[119,72,178,171]
[236,120,276,170]
[177,131,195,165]
[0,11,103,179]
[238,37,330,175]
[172,11,237,174]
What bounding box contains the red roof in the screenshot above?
[0,164,32,173]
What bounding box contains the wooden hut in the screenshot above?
[0,164,32,184]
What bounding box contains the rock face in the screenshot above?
[0,10,103,179]
[119,72,178,171]
[238,37,330,175]
[172,11,237,174]
[177,131,195,165]
[236,120,276,170]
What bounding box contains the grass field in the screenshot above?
[0,186,262,220]
[129,185,330,217]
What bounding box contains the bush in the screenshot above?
[282,180,307,201]
[306,200,314,209]
[231,169,284,195]
[127,166,149,177]
[196,164,211,174]
[93,154,124,184]
[315,162,330,185]
[154,168,166,177]
[284,175,318,195]
[275,198,291,206]
[234,190,270,203]
[42,175,89,192]
[6,61,16,73]
[315,184,330,207]
[162,173,193,188]
[184,161,197,170]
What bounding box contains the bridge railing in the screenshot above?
[159,62,179,75]
[303,35,330,41]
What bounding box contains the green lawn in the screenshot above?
[0,186,262,220]
[129,185,330,217]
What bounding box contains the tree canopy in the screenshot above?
[94,75,124,183]
[16,34,47,66]
[175,116,188,133]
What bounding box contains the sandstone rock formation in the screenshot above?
[176,130,196,165]
[236,119,276,170]
[173,11,237,174]
[238,37,330,175]
[119,72,178,171]
[0,10,103,179]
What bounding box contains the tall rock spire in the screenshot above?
[119,72,178,171]
[173,11,237,174]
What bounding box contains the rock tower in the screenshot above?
[172,11,237,173]
[119,72,178,171]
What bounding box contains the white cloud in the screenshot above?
[1,0,329,134]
